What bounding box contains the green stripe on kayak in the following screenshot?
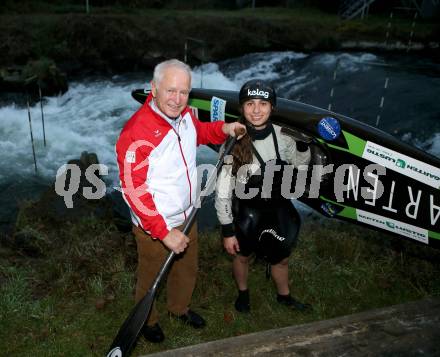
[319,196,357,220]
[135,92,148,99]
[343,131,367,157]
[189,98,210,111]
[318,131,366,158]
[429,230,440,240]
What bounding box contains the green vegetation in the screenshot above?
[1,201,439,356]
[0,5,438,77]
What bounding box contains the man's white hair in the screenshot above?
[153,59,192,88]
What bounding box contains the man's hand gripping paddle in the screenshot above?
[106,130,243,357]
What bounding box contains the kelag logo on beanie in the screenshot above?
[247,89,269,99]
[239,79,276,106]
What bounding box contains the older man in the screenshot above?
[116,59,244,343]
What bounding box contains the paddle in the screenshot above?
[107,134,240,357]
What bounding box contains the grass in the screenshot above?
[1,202,439,356]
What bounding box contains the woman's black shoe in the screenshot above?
[234,289,250,313]
[141,323,165,343]
[277,294,312,312]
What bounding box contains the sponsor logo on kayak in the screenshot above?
[357,209,428,244]
[363,141,440,188]
[210,96,226,122]
[317,117,341,141]
[396,159,405,168]
[247,89,269,99]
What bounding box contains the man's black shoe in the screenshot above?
[172,309,206,329]
[277,294,312,312]
[141,323,165,343]
[234,289,250,313]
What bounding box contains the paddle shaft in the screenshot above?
[143,135,237,308]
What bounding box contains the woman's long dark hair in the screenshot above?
[231,115,254,176]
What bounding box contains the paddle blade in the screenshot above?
[106,288,155,357]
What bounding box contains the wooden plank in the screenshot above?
[144,298,440,356]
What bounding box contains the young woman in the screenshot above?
[215,79,312,313]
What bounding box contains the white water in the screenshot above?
[0,81,141,185]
